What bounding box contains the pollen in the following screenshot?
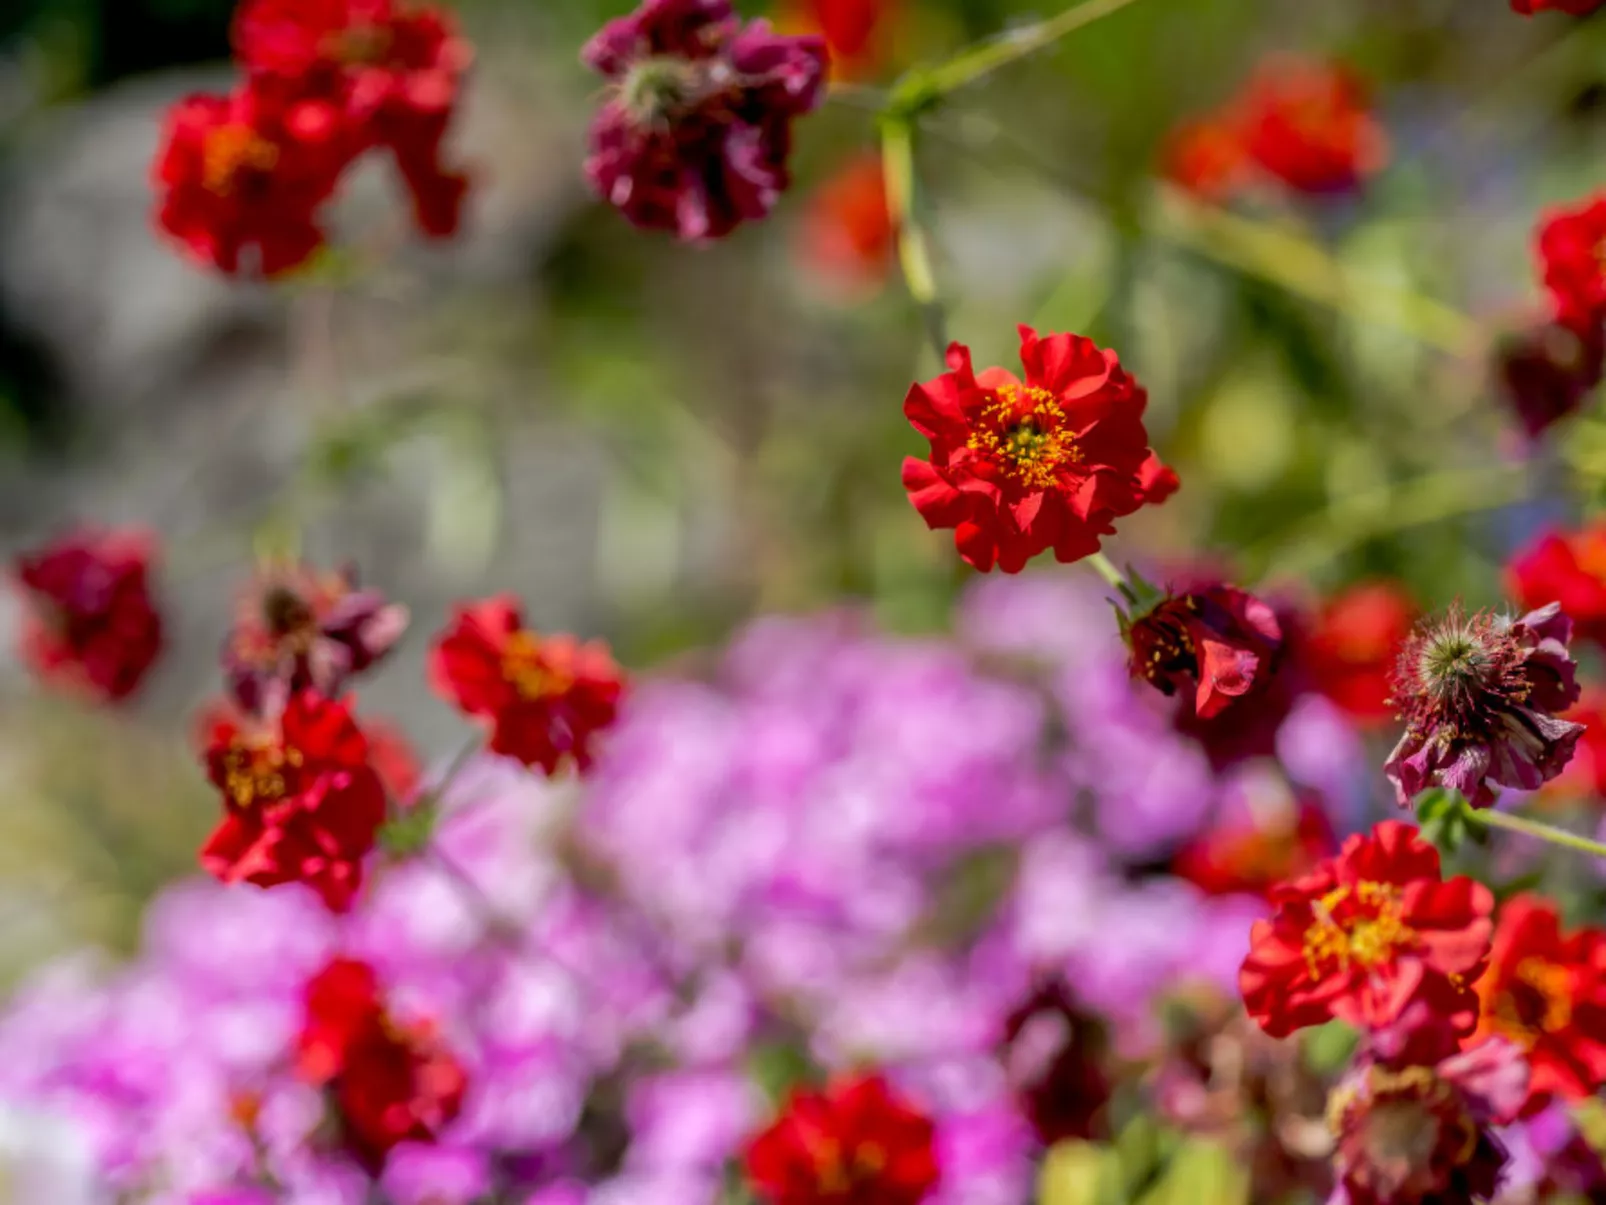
[501,630,575,701]
[1493,956,1573,1042]
[966,385,1081,490]
[1303,880,1415,978]
[202,124,279,195]
[223,737,303,808]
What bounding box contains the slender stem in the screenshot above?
[925,0,1146,94]
[1466,806,1606,861]
[1084,551,1127,591]
[881,118,948,360]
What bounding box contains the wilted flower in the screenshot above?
[581,0,827,241]
[744,1074,939,1205]
[296,957,467,1173]
[998,981,1111,1146]
[1120,581,1283,719]
[1301,582,1418,727]
[429,596,625,774]
[1471,895,1606,1109]
[1240,820,1493,1038]
[12,527,164,704]
[223,561,408,716]
[198,691,388,911]
[1385,603,1585,810]
[1493,319,1605,439]
[1507,523,1606,647]
[1539,195,1606,331]
[902,326,1173,573]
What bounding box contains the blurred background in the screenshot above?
[0,0,1604,981]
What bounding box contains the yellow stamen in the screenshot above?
[965,384,1081,489]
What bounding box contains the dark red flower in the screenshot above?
[223,561,408,717]
[12,528,164,704]
[1508,522,1606,647]
[1173,791,1336,899]
[745,1074,939,1205]
[152,82,350,276]
[1239,820,1493,1039]
[233,0,474,238]
[582,0,827,241]
[296,957,467,1174]
[428,596,625,775]
[902,326,1171,573]
[1493,319,1605,439]
[1471,895,1606,1109]
[999,981,1111,1146]
[1513,0,1606,17]
[1385,603,1584,810]
[798,153,895,300]
[1301,581,1418,727]
[1121,582,1282,719]
[1329,1009,1527,1205]
[1539,195,1606,331]
[1238,58,1389,196]
[198,691,388,911]
[1163,117,1252,202]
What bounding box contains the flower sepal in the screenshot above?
[1413,787,1487,856]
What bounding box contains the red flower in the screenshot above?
[233,0,474,238]
[745,1074,939,1205]
[1539,195,1606,331]
[1121,581,1282,719]
[999,982,1111,1146]
[198,691,388,911]
[1163,117,1252,202]
[798,153,895,301]
[582,0,828,241]
[1471,895,1606,1108]
[902,326,1172,573]
[152,81,350,276]
[1238,58,1388,196]
[12,528,164,704]
[429,596,625,774]
[1513,0,1605,14]
[1173,790,1336,899]
[1508,522,1606,647]
[296,957,467,1174]
[1301,581,1418,726]
[223,560,408,717]
[1239,820,1493,1038]
[1494,319,1605,439]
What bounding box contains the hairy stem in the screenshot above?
[1084,551,1128,591]
[1466,805,1606,861]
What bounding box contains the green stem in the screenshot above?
[881,117,948,360]
[1466,806,1606,861]
[1084,551,1128,591]
[925,0,1146,94]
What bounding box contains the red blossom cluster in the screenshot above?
[1166,57,1389,202]
[153,0,472,276]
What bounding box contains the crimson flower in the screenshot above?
[1238,58,1389,196]
[152,81,349,276]
[12,527,164,704]
[1513,0,1606,15]
[582,0,827,241]
[198,691,387,911]
[745,1074,939,1205]
[902,326,1172,573]
[798,153,895,300]
[1385,603,1584,810]
[1301,581,1418,727]
[1172,791,1336,900]
[999,982,1111,1146]
[223,561,408,717]
[429,596,625,774]
[1540,195,1606,331]
[1494,319,1605,438]
[1329,1008,1527,1205]
[1507,522,1606,647]
[296,957,467,1173]
[1239,820,1493,1038]
[1120,581,1282,719]
[232,0,474,237]
[1471,895,1606,1109]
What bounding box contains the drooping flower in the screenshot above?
[581,0,828,241]
[232,0,474,237]
[11,527,164,704]
[1493,319,1605,439]
[296,957,467,1174]
[223,560,408,717]
[744,1074,939,1205]
[1541,687,1606,802]
[1238,58,1389,196]
[1328,1009,1527,1205]
[1120,581,1283,719]
[902,326,1172,573]
[998,981,1111,1146]
[1239,820,1493,1038]
[1384,603,1585,810]
[1507,523,1606,648]
[152,81,350,276]
[1300,582,1418,727]
[198,691,388,911]
[428,596,625,774]
[797,153,895,300]
[1470,895,1606,1109]
[1512,0,1606,10]
[1539,195,1606,331]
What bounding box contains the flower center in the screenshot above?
[1302,880,1415,977]
[330,22,392,64]
[202,124,279,195]
[1495,957,1572,1043]
[966,385,1080,489]
[222,737,303,808]
[501,630,574,701]
[620,57,703,125]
